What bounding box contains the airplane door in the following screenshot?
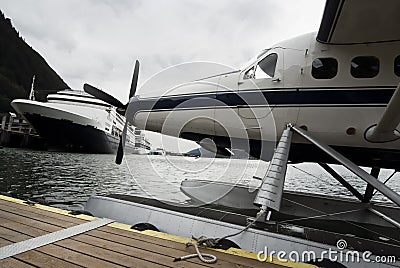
[237,48,284,120]
[236,48,302,146]
[236,48,284,142]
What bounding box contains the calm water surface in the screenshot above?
[0,148,399,211]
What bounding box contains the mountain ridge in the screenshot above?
[0,10,69,112]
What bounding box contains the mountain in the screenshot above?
[0,10,69,112]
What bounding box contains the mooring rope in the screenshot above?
[174,238,217,264]
[173,211,265,264]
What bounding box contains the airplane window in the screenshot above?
[394,55,400,76]
[255,53,278,79]
[351,56,379,78]
[311,58,338,79]
[244,66,255,79]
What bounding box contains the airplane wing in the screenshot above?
[317,0,400,44]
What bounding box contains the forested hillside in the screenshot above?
[0,10,69,112]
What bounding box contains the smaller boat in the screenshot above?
[11,89,139,154]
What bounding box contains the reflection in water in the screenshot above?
[0,148,398,210]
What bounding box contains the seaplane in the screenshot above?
[83,0,400,266]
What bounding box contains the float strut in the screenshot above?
[290,125,400,207]
[318,163,364,201]
[363,167,380,203]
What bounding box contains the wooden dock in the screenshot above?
[0,114,45,149]
[0,195,313,268]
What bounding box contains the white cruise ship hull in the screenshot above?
[11,99,134,154]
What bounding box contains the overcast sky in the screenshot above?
[0,1,326,151]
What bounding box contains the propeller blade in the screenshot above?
[84,83,125,108]
[114,60,140,164]
[116,136,124,164]
[129,60,140,99]
[116,120,128,164]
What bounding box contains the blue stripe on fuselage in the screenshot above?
[140,88,395,110]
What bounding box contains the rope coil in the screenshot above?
[173,237,218,264]
[173,210,265,264]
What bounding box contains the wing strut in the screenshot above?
[291,125,400,207]
[365,83,400,143]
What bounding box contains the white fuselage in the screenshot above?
[128,32,400,168]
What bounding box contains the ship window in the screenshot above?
[255,53,278,79]
[351,56,379,78]
[394,55,400,76]
[312,58,338,79]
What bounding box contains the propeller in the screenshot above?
[83,84,125,109]
[84,60,140,164]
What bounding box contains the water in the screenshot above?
[0,148,399,211]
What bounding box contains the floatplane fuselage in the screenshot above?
[125,32,400,170]
[81,2,400,264]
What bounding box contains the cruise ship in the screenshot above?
[11,89,139,154]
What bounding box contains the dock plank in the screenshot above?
[0,226,34,244]
[0,197,292,268]
[0,203,81,227]
[58,239,167,268]
[0,227,123,268]
[0,238,11,247]
[15,250,82,268]
[0,208,72,233]
[38,243,123,268]
[0,257,36,268]
[0,232,81,268]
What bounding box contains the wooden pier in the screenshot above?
[0,114,44,149]
[0,195,313,268]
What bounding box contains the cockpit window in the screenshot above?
[255,53,278,79]
[244,66,255,79]
[351,56,379,78]
[312,58,338,79]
